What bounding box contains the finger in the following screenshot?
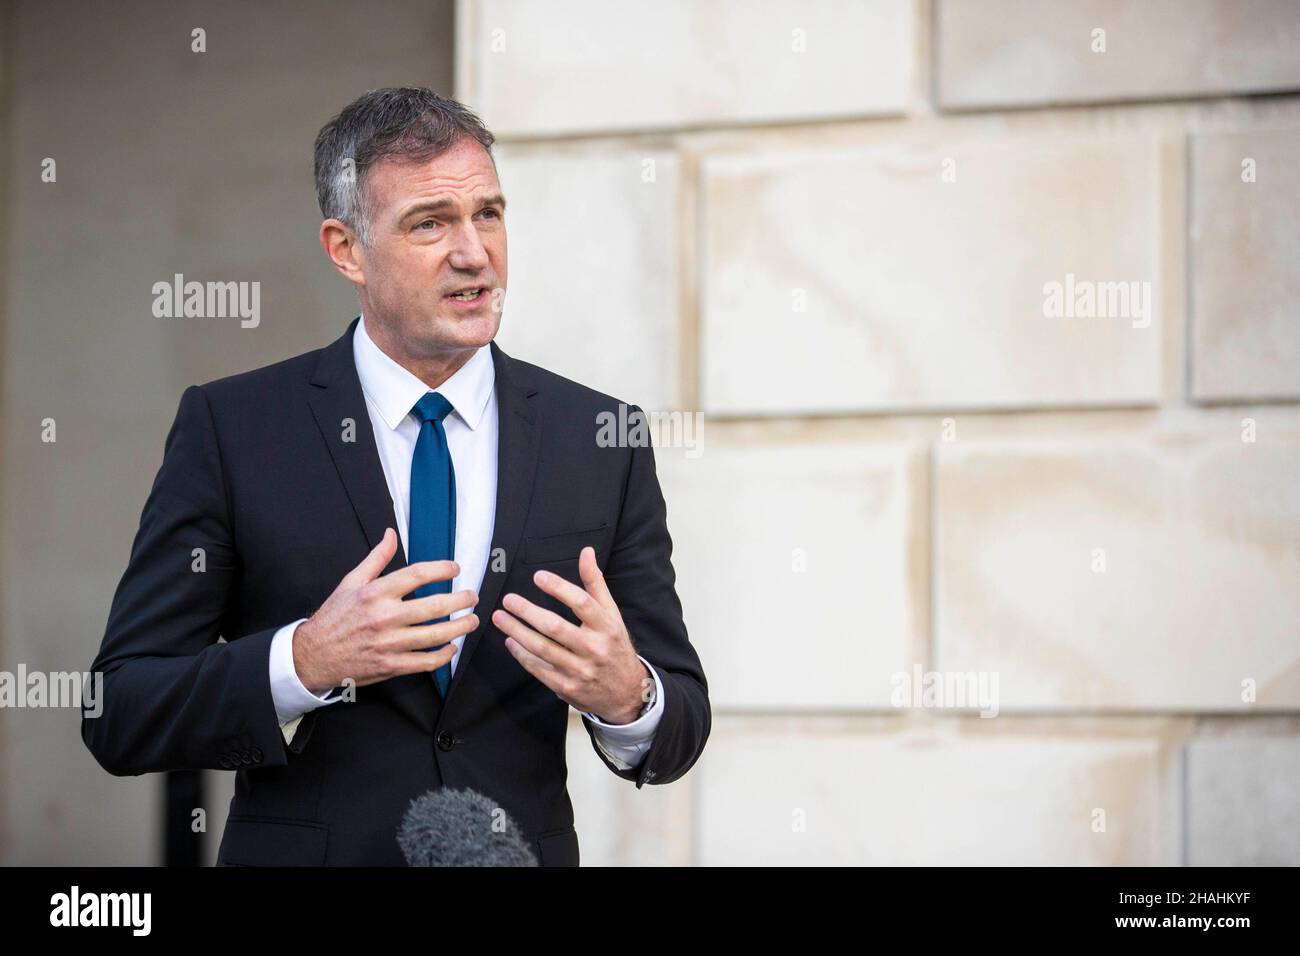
[389,640,459,679]
[500,592,584,651]
[501,631,566,693]
[492,607,584,673]
[531,567,605,628]
[380,559,460,598]
[342,527,399,587]
[388,613,480,653]
[393,588,478,627]
[578,546,615,609]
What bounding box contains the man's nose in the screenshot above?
[446,219,491,271]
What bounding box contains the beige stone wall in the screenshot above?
[461,0,1300,865]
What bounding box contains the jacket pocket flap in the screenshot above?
[218,815,329,866]
[535,826,578,866]
[522,524,607,565]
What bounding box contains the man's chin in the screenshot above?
[432,311,499,350]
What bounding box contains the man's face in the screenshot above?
[352,136,507,358]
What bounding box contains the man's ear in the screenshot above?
[320,218,367,287]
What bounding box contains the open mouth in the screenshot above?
[445,287,485,302]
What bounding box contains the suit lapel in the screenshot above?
[307,316,408,564]
[304,318,542,731]
[307,316,435,731]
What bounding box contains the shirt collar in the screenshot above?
[353,313,495,431]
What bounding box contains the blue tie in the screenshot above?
[409,391,457,699]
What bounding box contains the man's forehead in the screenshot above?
[367,150,501,207]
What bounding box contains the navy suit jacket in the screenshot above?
[82,316,710,866]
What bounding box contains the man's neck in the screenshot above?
[364,316,478,390]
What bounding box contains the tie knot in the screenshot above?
[413,391,454,424]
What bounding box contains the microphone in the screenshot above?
[397,787,539,866]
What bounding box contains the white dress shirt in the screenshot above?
[267,314,664,770]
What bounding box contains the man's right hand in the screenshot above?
[293,527,478,694]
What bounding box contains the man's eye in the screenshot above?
[481,208,500,219]
[416,219,437,230]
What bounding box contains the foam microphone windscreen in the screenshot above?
[397,787,539,867]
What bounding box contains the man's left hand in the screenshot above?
[494,546,652,724]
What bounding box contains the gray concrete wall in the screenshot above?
[0,0,454,865]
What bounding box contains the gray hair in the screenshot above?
[313,87,496,246]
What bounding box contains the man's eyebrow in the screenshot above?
[400,193,507,219]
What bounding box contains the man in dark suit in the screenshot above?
[81,87,710,866]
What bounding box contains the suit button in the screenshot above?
[436,731,455,751]
[218,755,232,769]
[251,747,263,763]
[240,750,253,765]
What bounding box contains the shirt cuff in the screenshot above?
[269,618,345,727]
[582,655,665,765]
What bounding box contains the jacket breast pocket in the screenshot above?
[217,814,330,867]
[521,524,607,565]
